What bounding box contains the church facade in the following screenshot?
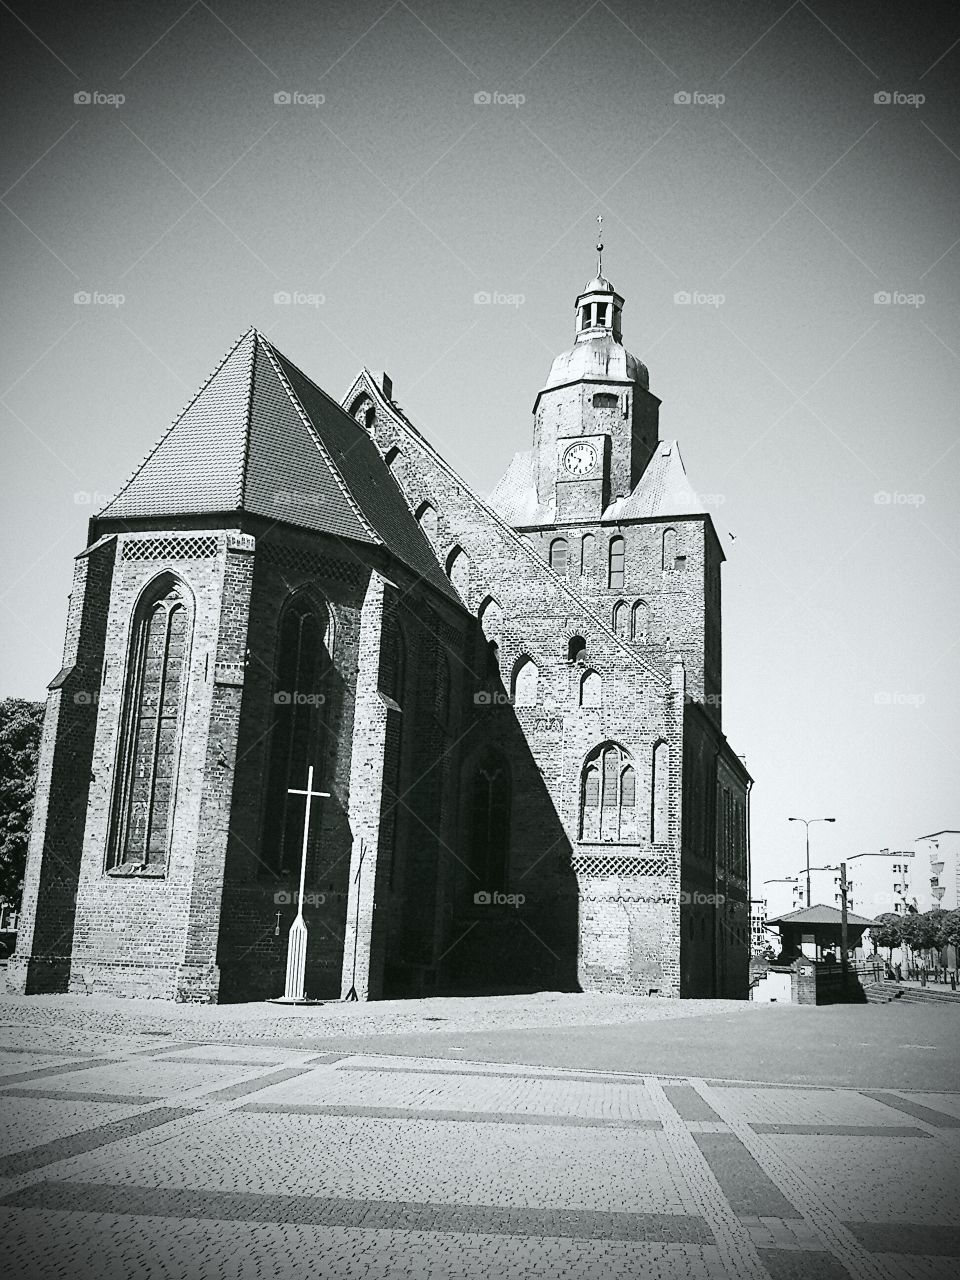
[11,268,751,1003]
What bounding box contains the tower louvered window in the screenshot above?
[108,581,190,870]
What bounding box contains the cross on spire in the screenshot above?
[596,213,604,277]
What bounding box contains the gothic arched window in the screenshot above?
[262,594,334,876]
[580,532,595,574]
[612,601,628,637]
[632,600,650,642]
[568,635,587,662]
[580,669,601,708]
[512,655,539,707]
[549,537,568,574]
[580,742,637,842]
[608,536,625,589]
[415,501,438,542]
[478,595,503,640]
[651,739,670,843]
[465,748,511,896]
[446,546,470,599]
[108,579,192,870]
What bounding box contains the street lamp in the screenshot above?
[788,817,837,908]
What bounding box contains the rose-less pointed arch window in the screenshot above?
[580,742,637,842]
[108,578,192,871]
[262,593,335,876]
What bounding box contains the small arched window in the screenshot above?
[384,445,401,468]
[512,655,539,707]
[478,595,503,640]
[108,579,191,871]
[415,501,438,542]
[580,533,595,574]
[567,635,587,662]
[651,739,670,844]
[580,742,637,842]
[632,600,650,642]
[446,546,470,598]
[592,392,618,410]
[580,669,601,708]
[549,537,568,574]
[662,528,678,571]
[612,601,628,637]
[608,536,625,589]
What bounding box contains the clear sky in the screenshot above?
[1,0,958,884]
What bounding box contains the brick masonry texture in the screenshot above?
[14,309,750,1003]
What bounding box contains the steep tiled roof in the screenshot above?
[487,449,553,525]
[97,329,457,601]
[99,329,256,519]
[603,440,705,521]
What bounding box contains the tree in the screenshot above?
[870,912,902,957]
[899,910,946,965]
[0,698,44,911]
[938,909,960,953]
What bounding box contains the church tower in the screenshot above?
[532,221,660,523]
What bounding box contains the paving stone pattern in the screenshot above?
[0,1040,958,1279]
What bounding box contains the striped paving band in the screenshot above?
[0,1182,715,1244]
[750,1123,928,1138]
[5,1108,196,1177]
[858,1091,960,1128]
[241,1102,663,1128]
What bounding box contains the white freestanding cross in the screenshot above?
[280,765,329,1002]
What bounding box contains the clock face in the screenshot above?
[563,442,597,475]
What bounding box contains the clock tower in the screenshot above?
[532,239,660,524]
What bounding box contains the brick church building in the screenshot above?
[11,263,751,1003]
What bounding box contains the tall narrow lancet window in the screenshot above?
[579,742,636,842]
[549,537,568,574]
[632,600,650,642]
[512,655,539,707]
[108,580,191,871]
[608,536,625,589]
[662,528,678,571]
[580,669,601,708]
[580,533,595,574]
[612,601,628,637]
[262,594,334,876]
[466,749,511,895]
[651,740,670,844]
[415,501,438,542]
[446,546,470,599]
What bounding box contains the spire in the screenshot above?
[596,212,603,278]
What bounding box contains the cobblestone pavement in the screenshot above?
[0,997,958,1278]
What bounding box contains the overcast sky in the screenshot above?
[1,0,958,883]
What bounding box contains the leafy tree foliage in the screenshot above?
[0,698,44,910]
[870,912,903,953]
